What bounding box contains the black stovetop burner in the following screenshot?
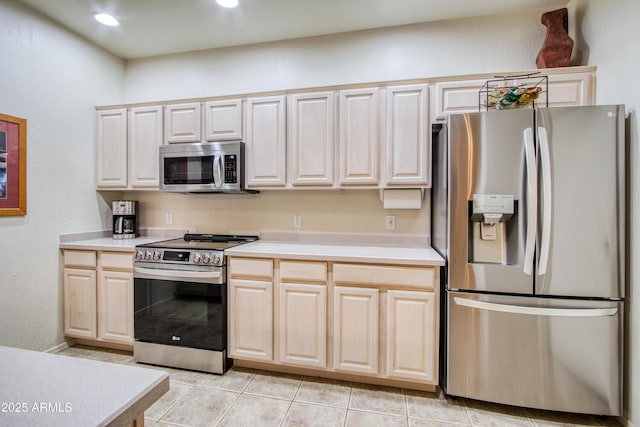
[183,233,259,243]
[137,233,259,251]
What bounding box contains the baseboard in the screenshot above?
[45,339,75,353]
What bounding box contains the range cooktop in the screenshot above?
[134,234,258,265]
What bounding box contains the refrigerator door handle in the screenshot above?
[523,128,537,275]
[453,297,618,317]
[538,127,552,275]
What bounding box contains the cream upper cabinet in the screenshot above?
[338,88,380,186]
[333,286,379,375]
[385,84,429,186]
[128,106,163,189]
[97,109,127,188]
[245,96,287,187]
[204,99,243,141]
[432,78,487,122]
[288,92,335,187]
[432,69,596,122]
[386,289,437,383]
[228,258,274,361]
[165,102,201,143]
[531,71,595,108]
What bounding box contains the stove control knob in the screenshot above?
[213,254,221,265]
[153,250,162,261]
[203,253,211,264]
[135,249,144,260]
[193,253,202,263]
[144,250,153,260]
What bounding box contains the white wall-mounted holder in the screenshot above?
[379,189,424,209]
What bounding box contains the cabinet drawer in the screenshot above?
[64,250,97,268]
[229,258,274,278]
[333,263,435,290]
[100,251,133,271]
[280,261,327,282]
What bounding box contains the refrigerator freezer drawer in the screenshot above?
[445,292,622,416]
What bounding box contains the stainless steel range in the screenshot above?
[133,233,258,374]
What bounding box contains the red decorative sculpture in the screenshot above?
[536,8,574,69]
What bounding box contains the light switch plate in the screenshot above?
[386,215,396,230]
[293,214,302,228]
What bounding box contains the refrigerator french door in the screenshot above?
[434,105,625,416]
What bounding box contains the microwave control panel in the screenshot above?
[224,154,238,184]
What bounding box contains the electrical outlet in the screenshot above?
[386,215,396,230]
[166,212,173,225]
[293,214,302,228]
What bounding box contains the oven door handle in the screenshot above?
[134,266,222,281]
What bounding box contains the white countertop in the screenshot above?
[59,228,190,251]
[225,240,445,266]
[59,236,170,251]
[0,346,169,427]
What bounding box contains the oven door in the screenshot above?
[133,263,227,352]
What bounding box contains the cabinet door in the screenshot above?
[386,290,437,383]
[98,270,134,344]
[204,99,243,141]
[433,79,487,122]
[165,103,201,143]
[333,286,379,375]
[278,283,327,368]
[245,96,287,187]
[339,88,380,186]
[229,278,273,361]
[532,72,594,107]
[96,109,127,188]
[289,92,335,186]
[63,268,97,339]
[385,84,429,186]
[128,106,163,188]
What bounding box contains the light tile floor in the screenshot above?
[57,346,622,427]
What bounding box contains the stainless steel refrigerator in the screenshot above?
[431,105,625,416]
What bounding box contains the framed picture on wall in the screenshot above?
[0,113,27,216]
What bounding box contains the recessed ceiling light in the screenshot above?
[94,13,119,27]
[216,0,238,8]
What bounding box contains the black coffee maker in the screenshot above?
[112,200,138,239]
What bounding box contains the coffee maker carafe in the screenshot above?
[112,200,138,239]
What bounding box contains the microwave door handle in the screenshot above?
[537,127,552,276]
[523,127,537,276]
[213,153,222,188]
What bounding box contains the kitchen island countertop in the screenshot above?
[0,346,169,427]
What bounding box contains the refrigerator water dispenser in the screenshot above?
[469,194,515,264]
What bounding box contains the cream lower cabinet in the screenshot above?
[63,250,134,347]
[386,290,437,382]
[228,258,274,361]
[228,256,439,388]
[333,286,379,375]
[278,261,327,368]
[332,263,439,384]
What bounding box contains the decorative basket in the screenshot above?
[479,73,548,111]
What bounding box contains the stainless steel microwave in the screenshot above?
[159,142,254,193]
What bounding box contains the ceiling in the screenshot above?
[18,0,568,60]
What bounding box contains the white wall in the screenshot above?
[0,0,124,351]
[124,9,548,103]
[567,2,640,425]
